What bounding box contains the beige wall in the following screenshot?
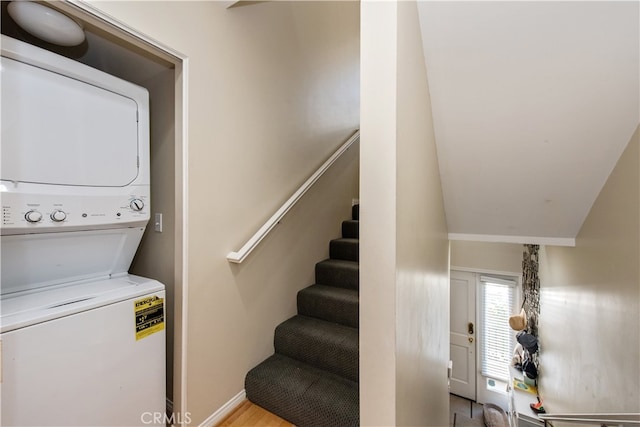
[130,68,177,401]
[538,125,639,413]
[395,2,450,425]
[360,0,398,423]
[91,1,360,424]
[451,241,522,274]
[360,1,450,425]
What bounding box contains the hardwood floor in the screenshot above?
[216,400,294,427]
[218,394,476,426]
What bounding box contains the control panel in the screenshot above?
[1,191,149,234]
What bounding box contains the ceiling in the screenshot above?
[417,1,639,246]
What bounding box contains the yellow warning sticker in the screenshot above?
[135,296,165,341]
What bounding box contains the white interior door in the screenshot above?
[450,270,477,400]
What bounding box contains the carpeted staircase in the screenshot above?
[245,205,360,426]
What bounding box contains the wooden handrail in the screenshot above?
[226,130,360,264]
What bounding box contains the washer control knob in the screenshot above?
[50,210,67,222]
[25,210,43,223]
[130,199,145,211]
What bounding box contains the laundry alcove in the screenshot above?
[0,0,188,415]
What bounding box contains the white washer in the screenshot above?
[1,275,165,426]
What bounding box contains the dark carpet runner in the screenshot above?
[245,204,360,426]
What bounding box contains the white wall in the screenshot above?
[90,1,360,423]
[451,241,522,274]
[360,1,450,425]
[538,126,639,414]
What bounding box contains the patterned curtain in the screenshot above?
[522,244,540,338]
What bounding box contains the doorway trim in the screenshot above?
[450,266,521,406]
[50,0,190,417]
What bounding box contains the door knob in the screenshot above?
[468,322,474,335]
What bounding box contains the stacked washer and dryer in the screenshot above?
[0,35,166,426]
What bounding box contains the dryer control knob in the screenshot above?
[130,199,144,211]
[25,210,43,223]
[51,210,67,222]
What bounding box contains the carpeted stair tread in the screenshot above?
[297,284,359,328]
[274,315,358,382]
[329,238,359,262]
[315,259,359,290]
[341,220,359,239]
[245,353,359,427]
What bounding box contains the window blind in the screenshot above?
[480,276,516,381]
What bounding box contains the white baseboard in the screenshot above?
[198,389,246,427]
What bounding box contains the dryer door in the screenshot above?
[1,56,139,187]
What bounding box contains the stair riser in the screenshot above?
[329,239,359,262]
[297,286,359,328]
[341,220,359,239]
[274,318,359,382]
[315,261,359,290]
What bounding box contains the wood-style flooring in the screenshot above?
[217,394,482,426]
[216,400,294,427]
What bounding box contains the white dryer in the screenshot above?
[0,35,166,426]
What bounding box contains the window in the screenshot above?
[480,275,516,381]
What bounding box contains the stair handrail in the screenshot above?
[226,129,360,264]
[538,412,640,426]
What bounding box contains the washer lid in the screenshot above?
[1,227,146,296]
[0,274,165,333]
